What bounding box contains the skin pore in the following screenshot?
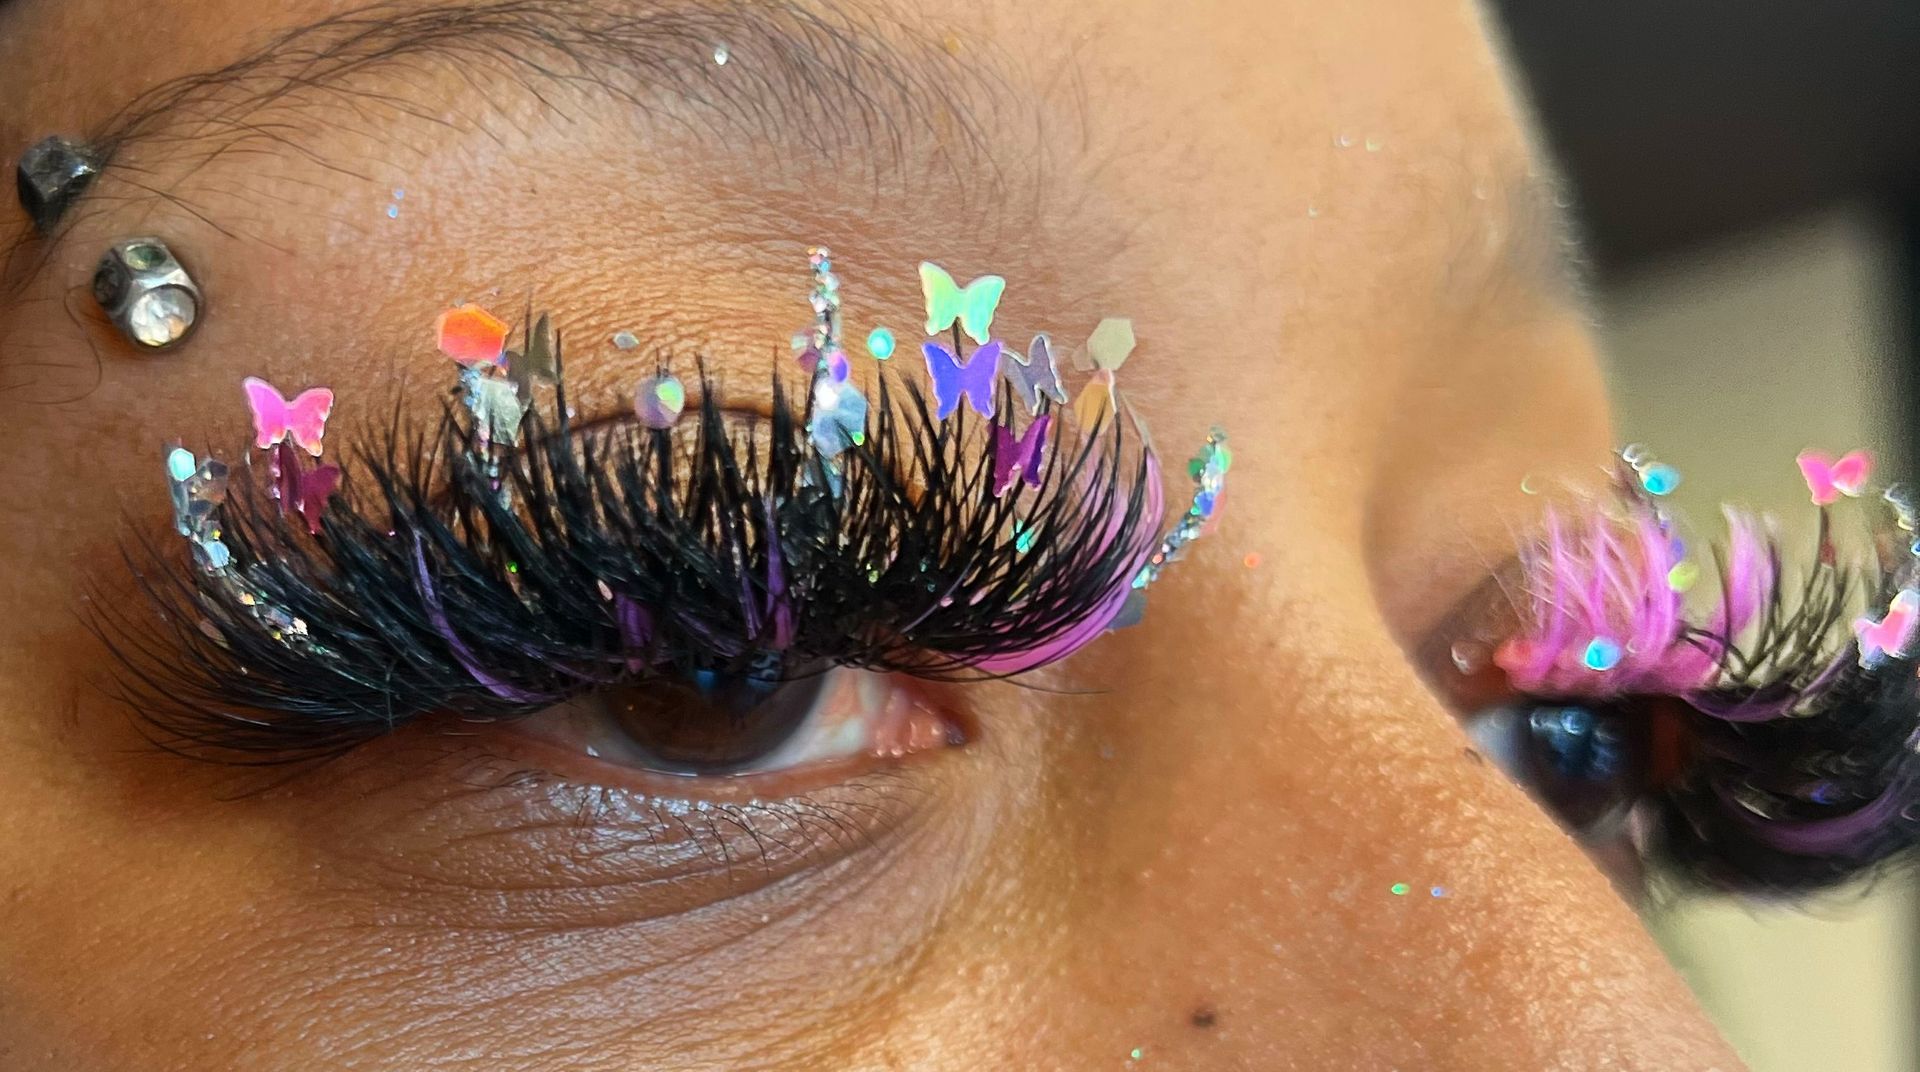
[0,1,1750,1069]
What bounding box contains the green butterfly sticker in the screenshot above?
[919,262,1006,345]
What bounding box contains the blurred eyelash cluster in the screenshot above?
[104,249,1230,763]
[1478,446,1920,895]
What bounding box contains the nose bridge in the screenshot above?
[1013,562,1750,1071]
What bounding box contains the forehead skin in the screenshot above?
[0,1,1747,1070]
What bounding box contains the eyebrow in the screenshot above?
[29,0,1009,255]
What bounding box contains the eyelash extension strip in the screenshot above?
[102,250,1230,762]
[1486,447,1920,893]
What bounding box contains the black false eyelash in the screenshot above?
[1653,652,1920,894]
[1652,535,1920,895]
[99,362,1160,764]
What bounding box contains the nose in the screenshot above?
[991,542,1750,1070]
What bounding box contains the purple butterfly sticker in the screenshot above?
[991,414,1051,497]
[1002,334,1067,414]
[922,338,1001,420]
[270,440,340,535]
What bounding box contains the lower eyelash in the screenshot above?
[99,363,1164,764]
[1486,456,1920,894]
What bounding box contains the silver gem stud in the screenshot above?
[93,237,202,352]
[16,135,100,234]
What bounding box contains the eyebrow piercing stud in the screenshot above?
[93,237,203,352]
[15,135,100,234]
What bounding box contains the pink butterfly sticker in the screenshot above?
[1796,448,1872,506]
[244,376,335,457]
[1854,588,1919,666]
[991,414,1051,497]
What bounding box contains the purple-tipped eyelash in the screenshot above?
[113,249,1231,763]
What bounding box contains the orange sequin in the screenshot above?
[435,304,509,365]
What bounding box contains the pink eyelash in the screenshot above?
[1495,504,1774,697]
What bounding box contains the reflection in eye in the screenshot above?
[1464,701,1648,839]
[514,669,963,779]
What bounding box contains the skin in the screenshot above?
[0,0,1751,1069]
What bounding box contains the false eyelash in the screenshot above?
[1494,471,1920,894]
[98,360,1163,764]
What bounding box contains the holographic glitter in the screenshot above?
[1083,317,1136,371]
[633,372,686,429]
[165,446,231,570]
[866,325,896,360]
[612,330,640,351]
[922,338,1000,420]
[436,304,510,366]
[1002,334,1067,414]
[801,248,866,459]
[918,261,1004,344]
[243,377,335,456]
[1798,448,1872,506]
[1071,369,1116,430]
[1854,589,1919,667]
[1390,882,1409,896]
[1581,637,1623,672]
[1666,560,1700,592]
[1130,429,1230,590]
[460,366,526,446]
[1639,462,1681,496]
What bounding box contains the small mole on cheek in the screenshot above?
[1190,1006,1217,1029]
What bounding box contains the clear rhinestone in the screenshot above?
[126,285,197,348]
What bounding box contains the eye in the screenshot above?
[1464,700,1651,838]
[509,667,964,780]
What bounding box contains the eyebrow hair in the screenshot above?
[22,0,1011,260]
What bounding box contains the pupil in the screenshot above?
[1524,703,1644,834]
[1528,706,1624,781]
[602,668,825,775]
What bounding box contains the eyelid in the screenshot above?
[1409,557,1524,716]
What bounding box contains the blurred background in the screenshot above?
[1491,3,1920,1069]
